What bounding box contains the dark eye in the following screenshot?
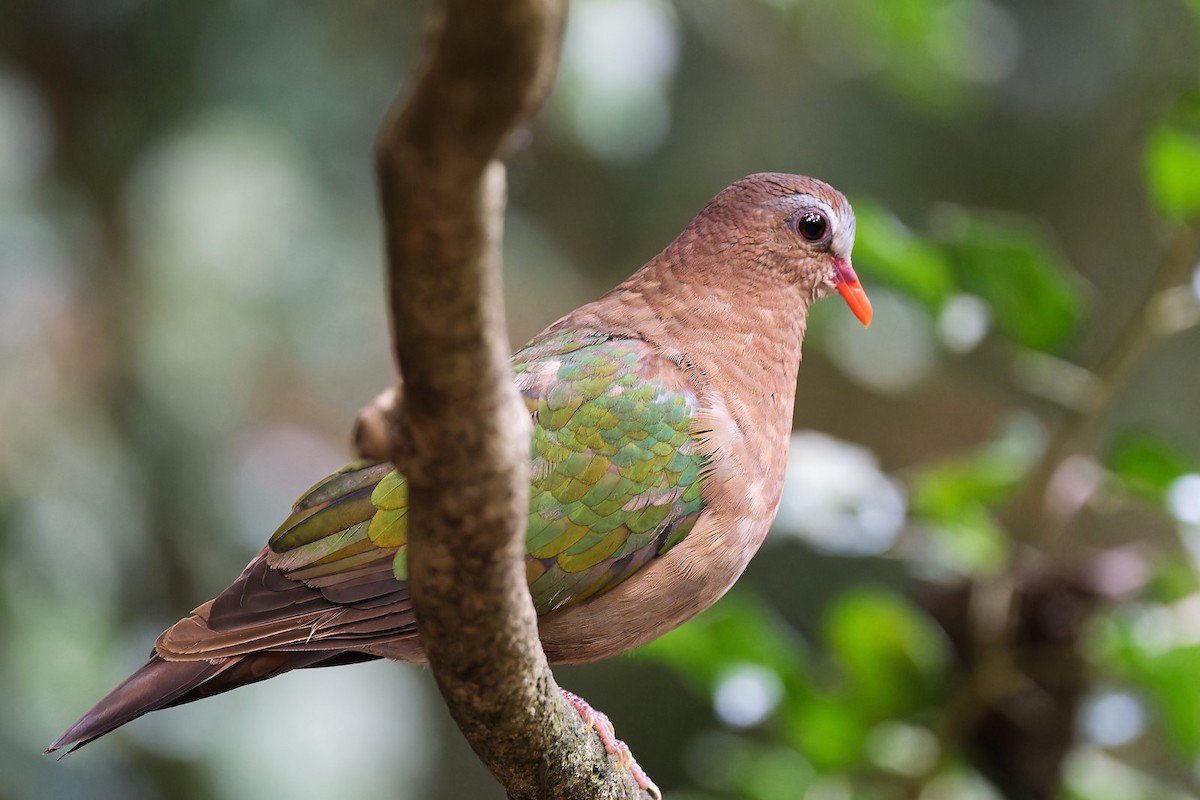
[795,210,828,242]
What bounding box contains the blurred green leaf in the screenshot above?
[908,420,1044,574]
[915,507,1010,577]
[822,587,950,719]
[1108,430,1200,506]
[940,211,1085,352]
[782,585,950,772]
[733,744,815,800]
[829,0,977,114]
[911,418,1041,518]
[910,475,1014,577]
[911,453,1022,517]
[636,593,811,694]
[1143,558,1200,605]
[1145,125,1200,221]
[854,200,955,310]
[787,696,870,770]
[860,0,947,42]
[1098,613,1200,757]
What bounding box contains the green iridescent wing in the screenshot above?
[262,330,707,620]
[515,331,706,612]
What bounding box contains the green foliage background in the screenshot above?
[3,1,1200,798]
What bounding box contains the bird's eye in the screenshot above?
[795,210,828,242]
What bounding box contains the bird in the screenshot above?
[48,173,872,790]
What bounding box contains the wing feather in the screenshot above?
[156,331,708,662]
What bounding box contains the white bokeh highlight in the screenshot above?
[776,431,907,556]
[1081,690,1146,749]
[712,663,784,728]
[937,293,991,353]
[1167,473,1200,526]
[866,721,940,777]
[556,0,680,162]
[827,289,938,394]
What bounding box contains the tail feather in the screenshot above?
[47,655,234,755]
[46,649,378,755]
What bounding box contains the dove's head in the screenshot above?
[688,173,872,327]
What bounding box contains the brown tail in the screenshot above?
[46,649,378,755]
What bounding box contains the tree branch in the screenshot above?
[370,2,649,797]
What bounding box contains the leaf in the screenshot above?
[1096,612,1200,757]
[827,0,977,115]
[1144,558,1200,605]
[910,417,1041,519]
[732,744,815,800]
[939,210,1085,352]
[786,696,870,770]
[636,592,811,694]
[907,420,1041,574]
[822,588,950,719]
[1145,125,1200,221]
[853,200,955,310]
[915,506,1011,577]
[1108,430,1200,506]
[910,452,1024,517]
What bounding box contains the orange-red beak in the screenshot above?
[832,259,872,327]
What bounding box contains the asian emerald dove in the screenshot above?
[49,174,872,783]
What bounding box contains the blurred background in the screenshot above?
[4,1,1200,798]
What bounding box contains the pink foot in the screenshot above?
[560,689,661,799]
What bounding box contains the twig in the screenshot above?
[1003,223,1200,549]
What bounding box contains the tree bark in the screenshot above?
[371,2,650,798]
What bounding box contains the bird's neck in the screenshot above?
[566,244,811,418]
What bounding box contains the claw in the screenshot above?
[561,689,662,799]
